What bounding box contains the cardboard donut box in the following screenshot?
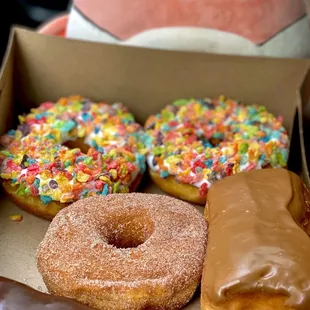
[0,26,310,308]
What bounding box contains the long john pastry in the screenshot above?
[201,168,310,310]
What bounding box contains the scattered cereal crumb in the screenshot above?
[9,214,23,222]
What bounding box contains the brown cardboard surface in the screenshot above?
[0,26,310,309]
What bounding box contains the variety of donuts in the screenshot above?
[0,96,148,220]
[0,276,94,309]
[1,93,310,310]
[36,193,208,310]
[144,96,289,204]
[202,168,310,310]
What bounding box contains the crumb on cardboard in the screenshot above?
[9,214,23,222]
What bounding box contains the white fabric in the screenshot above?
[66,7,310,58]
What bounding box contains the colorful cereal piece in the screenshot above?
[0,96,148,205]
[144,96,289,198]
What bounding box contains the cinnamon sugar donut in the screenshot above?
[36,193,208,310]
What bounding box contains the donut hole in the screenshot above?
[209,137,223,147]
[63,138,90,153]
[200,136,222,148]
[105,211,154,249]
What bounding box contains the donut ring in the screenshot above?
[0,96,147,220]
[144,96,289,204]
[36,193,208,310]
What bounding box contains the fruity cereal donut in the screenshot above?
[144,96,289,204]
[0,96,147,220]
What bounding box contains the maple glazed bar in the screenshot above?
[201,168,310,310]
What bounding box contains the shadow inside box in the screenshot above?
[187,285,201,308]
[287,110,303,174]
[138,170,164,195]
[303,124,310,173]
[302,101,310,178]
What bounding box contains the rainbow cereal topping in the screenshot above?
[0,96,148,204]
[144,96,290,197]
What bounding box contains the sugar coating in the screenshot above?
[36,193,208,309]
[144,96,289,197]
[0,96,148,204]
